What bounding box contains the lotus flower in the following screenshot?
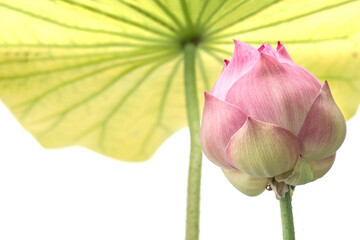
[200,40,346,197]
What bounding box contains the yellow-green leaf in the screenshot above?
[0,0,359,161]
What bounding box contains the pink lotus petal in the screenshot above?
[298,81,346,160]
[210,40,260,100]
[225,117,303,178]
[282,157,313,186]
[257,43,265,52]
[220,59,230,73]
[200,92,247,169]
[308,154,336,181]
[276,41,294,65]
[225,53,321,134]
[261,44,277,57]
[222,168,269,196]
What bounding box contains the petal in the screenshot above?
[221,59,230,74]
[257,43,265,52]
[277,154,336,184]
[283,158,313,186]
[222,168,269,197]
[225,117,303,178]
[210,40,260,100]
[225,53,321,134]
[298,81,346,160]
[200,92,247,169]
[308,154,336,181]
[276,41,294,65]
[261,44,277,57]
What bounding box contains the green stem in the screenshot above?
[279,185,295,240]
[184,43,202,240]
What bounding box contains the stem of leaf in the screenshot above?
[280,185,295,240]
[184,43,202,240]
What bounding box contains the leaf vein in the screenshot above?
[0,2,166,43]
[59,0,175,39]
[210,0,357,40]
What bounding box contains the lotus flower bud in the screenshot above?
[200,40,346,197]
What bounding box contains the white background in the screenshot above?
[0,100,359,240]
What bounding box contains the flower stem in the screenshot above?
[279,185,295,240]
[184,42,202,240]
